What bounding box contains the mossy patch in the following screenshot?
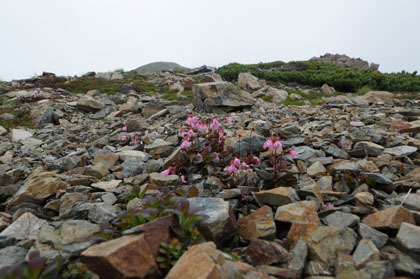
[0,107,35,129]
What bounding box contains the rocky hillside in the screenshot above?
[0,69,420,279]
[310,53,380,71]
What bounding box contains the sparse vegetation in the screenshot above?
[218,61,420,92]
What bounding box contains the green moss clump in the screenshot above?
[0,107,35,129]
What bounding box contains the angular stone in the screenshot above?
[83,163,109,179]
[321,211,360,228]
[385,146,417,157]
[287,223,319,247]
[361,172,392,185]
[396,222,420,253]
[307,226,357,266]
[293,146,317,161]
[82,234,160,279]
[307,161,327,176]
[332,160,360,172]
[7,171,69,208]
[88,203,121,224]
[93,153,119,168]
[254,187,299,207]
[381,245,420,277]
[11,129,33,142]
[358,223,388,249]
[362,206,415,230]
[0,246,28,269]
[0,212,47,240]
[76,95,105,112]
[193,82,255,112]
[188,198,236,247]
[117,150,149,162]
[243,239,290,266]
[350,141,384,157]
[316,176,333,191]
[322,144,349,159]
[238,72,264,90]
[37,220,99,250]
[360,261,395,279]
[145,139,174,158]
[335,252,371,279]
[355,192,374,205]
[238,206,276,240]
[360,91,393,102]
[275,200,320,225]
[288,239,308,275]
[352,239,380,268]
[149,172,180,187]
[91,180,122,192]
[59,192,85,216]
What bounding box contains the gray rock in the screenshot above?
[396,222,420,253]
[193,82,255,112]
[384,145,417,157]
[288,239,308,274]
[358,223,388,249]
[322,144,349,159]
[350,141,384,157]
[149,172,180,186]
[121,159,145,178]
[322,211,360,228]
[188,197,236,247]
[11,129,33,142]
[88,203,121,224]
[294,146,317,161]
[352,239,380,268]
[0,246,28,269]
[0,212,47,240]
[361,261,395,279]
[361,172,392,185]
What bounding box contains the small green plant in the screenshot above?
[156,239,184,270]
[0,250,64,279]
[60,262,91,279]
[356,85,374,95]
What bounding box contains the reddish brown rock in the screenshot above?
[7,171,69,208]
[243,239,290,266]
[82,234,160,279]
[254,187,299,207]
[238,206,276,240]
[93,153,119,168]
[166,242,275,279]
[82,216,173,279]
[274,200,320,225]
[362,206,415,230]
[287,223,319,247]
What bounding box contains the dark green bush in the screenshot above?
[217,61,420,93]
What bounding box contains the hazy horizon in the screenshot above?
[1,0,419,81]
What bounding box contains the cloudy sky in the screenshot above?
[0,0,419,80]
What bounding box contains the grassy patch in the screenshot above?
[0,107,35,129]
[260,95,273,103]
[160,89,194,102]
[356,85,374,95]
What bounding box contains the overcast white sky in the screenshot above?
[0,0,419,81]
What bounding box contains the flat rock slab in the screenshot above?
[11,129,33,142]
[396,222,420,253]
[91,180,122,192]
[238,205,276,240]
[274,200,320,225]
[362,206,415,230]
[0,212,47,240]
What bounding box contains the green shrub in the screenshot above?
[218,61,420,93]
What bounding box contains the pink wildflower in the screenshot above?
[225,116,232,123]
[188,128,194,137]
[263,138,274,150]
[122,124,127,132]
[181,175,187,184]
[212,152,219,159]
[225,164,238,175]
[121,135,127,141]
[233,157,241,167]
[181,129,187,138]
[161,168,171,177]
[210,118,219,131]
[197,153,202,158]
[186,114,199,126]
[289,149,298,159]
[253,156,260,164]
[132,137,136,145]
[197,121,207,132]
[180,138,191,149]
[321,203,334,210]
[241,194,248,201]
[272,140,282,151]
[241,162,250,169]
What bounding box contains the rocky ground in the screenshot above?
[0,69,420,279]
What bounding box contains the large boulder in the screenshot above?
[193,82,255,112]
[359,91,394,103]
[238,72,265,91]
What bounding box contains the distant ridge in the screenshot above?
[133,62,187,74]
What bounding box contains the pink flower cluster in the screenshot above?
[225,157,252,175]
[263,137,298,159]
[321,203,334,210]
